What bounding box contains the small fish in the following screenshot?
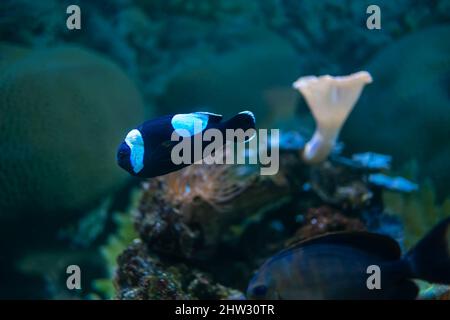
[368,173,418,193]
[352,152,392,170]
[117,111,256,178]
[247,217,450,300]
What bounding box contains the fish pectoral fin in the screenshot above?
[161,140,176,149]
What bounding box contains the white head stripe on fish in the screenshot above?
[125,129,144,174]
[171,113,209,137]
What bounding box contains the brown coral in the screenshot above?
[114,239,242,300]
[135,162,291,260]
[310,161,373,210]
[287,206,366,245]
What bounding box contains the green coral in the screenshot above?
[101,212,137,275]
[58,198,111,248]
[92,190,140,299]
[382,162,450,299]
[0,45,145,217]
[383,181,450,249]
[156,33,302,125]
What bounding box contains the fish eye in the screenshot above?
[252,285,268,297]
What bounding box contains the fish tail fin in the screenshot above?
[222,111,256,142]
[405,217,450,284]
[226,111,256,131]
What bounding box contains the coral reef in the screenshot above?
[2,0,448,300]
[293,71,372,163]
[308,152,399,211]
[135,162,292,260]
[115,240,243,300]
[287,206,366,245]
[0,45,145,217]
[156,33,302,125]
[114,140,420,299]
[310,161,373,209]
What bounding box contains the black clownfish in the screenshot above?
[116,111,256,178]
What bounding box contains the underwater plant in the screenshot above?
[93,208,139,299]
[373,162,450,299]
[383,179,450,249]
[293,71,372,164]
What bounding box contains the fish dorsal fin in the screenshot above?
[287,232,402,260]
[195,112,223,123]
[171,113,209,137]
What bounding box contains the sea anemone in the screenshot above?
[136,162,291,259]
[162,163,255,214]
[293,71,372,164]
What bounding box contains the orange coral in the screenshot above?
[163,163,257,214]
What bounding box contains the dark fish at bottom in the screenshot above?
[247,217,450,299]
